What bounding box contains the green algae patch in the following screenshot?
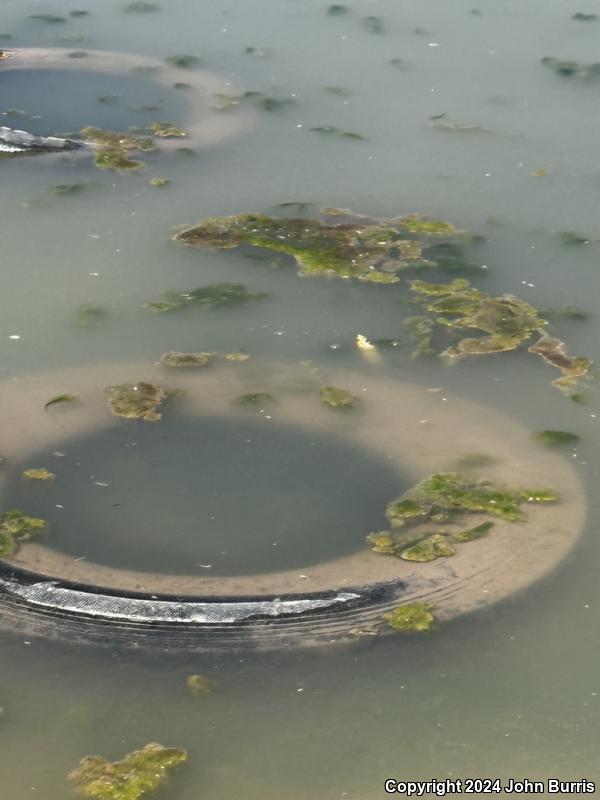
[0,509,48,556]
[68,742,187,800]
[82,126,154,173]
[23,468,56,481]
[106,382,167,421]
[403,316,435,359]
[409,278,592,391]
[173,209,465,283]
[400,533,455,562]
[572,12,598,20]
[45,393,78,410]
[159,351,213,368]
[383,602,435,632]
[451,521,494,543]
[368,473,556,561]
[73,304,109,328]
[186,674,217,698]
[149,122,186,138]
[320,386,358,409]
[146,284,266,313]
[234,392,274,408]
[149,177,170,187]
[534,430,580,447]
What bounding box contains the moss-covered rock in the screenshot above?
[68,742,187,800]
[106,382,167,421]
[173,209,465,283]
[383,602,435,632]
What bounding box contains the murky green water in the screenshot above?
[2,0,600,797]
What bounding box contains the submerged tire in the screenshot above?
[0,361,587,651]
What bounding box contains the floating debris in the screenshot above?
[534,430,580,447]
[45,393,78,410]
[186,674,217,698]
[106,382,167,421]
[0,509,48,557]
[530,169,548,177]
[68,742,187,800]
[310,125,367,140]
[149,121,186,138]
[319,385,358,409]
[146,284,267,313]
[159,351,213,368]
[383,603,435,632]
[223,352,250,362]
[362,16,384,33]
[173,209,465,283]
[23,468,56,481]
[149,177,170,187]
[234,392,274,408]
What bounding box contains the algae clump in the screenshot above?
[173,209,465,283]
[159,351,213,368]
[534,430,580,447]
[234,392,274,408]
[410,278,592,392]
[146,284,266,313]
[367,473,557,561]
[186,673,217,698]
[82,126,154,173]
[319,386,358,409]
[383,602,435,632]
[23,468,56,481]
[68,742,187,800]
[0,509,48,556]
[106,382,167,421]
